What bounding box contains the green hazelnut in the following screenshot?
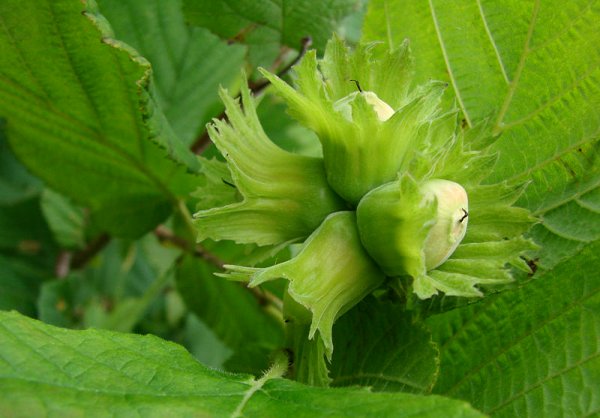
[223,212,386,357]
[356,176,469,278]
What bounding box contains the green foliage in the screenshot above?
[428,239,600,417]
[363,0,600,271]
[176,254,285,374]
[183,0,364,68]
[0,131,42,205]
[96,0,247,146]
[0,0,598,416]
[194,83,345,245]
[0,310,486,418]
[0,0,197,237]
[331,298,439,393]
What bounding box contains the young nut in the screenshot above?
[333,91,395,122]
[420,179,469,270]
[356,177,469,277]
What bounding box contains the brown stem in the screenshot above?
[153,225,281,307]
[154,225,225,269]
[72,233,111,269]
[190,36,313,155]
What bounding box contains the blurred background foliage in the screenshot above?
[0,0,367,375]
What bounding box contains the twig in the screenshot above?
[190,36,313,155]
[55,233,111,277]
[154,225,225,268]
[153,225,282,308]
[247,36,313,96]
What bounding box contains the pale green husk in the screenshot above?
[193,81,345,246]
[260,35,447,205]
[196,36,538,356]
[258,36,538,299]
[222,212,385,357]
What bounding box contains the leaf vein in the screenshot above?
[486,352,600,415]
[442,279,600,396]
[475,0,510,84]
[493,0,540,133]
[428,0,472,127]
[502,62,600,129]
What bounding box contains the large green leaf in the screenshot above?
[330,298,439,393]
[362,5,600,415]
[0,310,486,417]
[362,0,600,271]
[0,0,198,237]
[427,240,600,417]
[96,0,246,145]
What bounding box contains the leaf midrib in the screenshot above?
[492,0,541,134]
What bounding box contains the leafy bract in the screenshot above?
[263,36,536,298]
[0,310,487,418]
[427,239,600,417]
[96,0,246,146]
[0,0,198,237]
[224,212,386,357]
[194,82,345,246]
[259,37,429,204]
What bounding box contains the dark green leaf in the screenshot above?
[183,0,362,68]
[0,127,41,205]
[0,254,48,316]
[427,240,600,417]
[38,235,180,332]
[0,0,199,237]
[331,298,439,393]
[96,0,246,145]
[0,310,486,418]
